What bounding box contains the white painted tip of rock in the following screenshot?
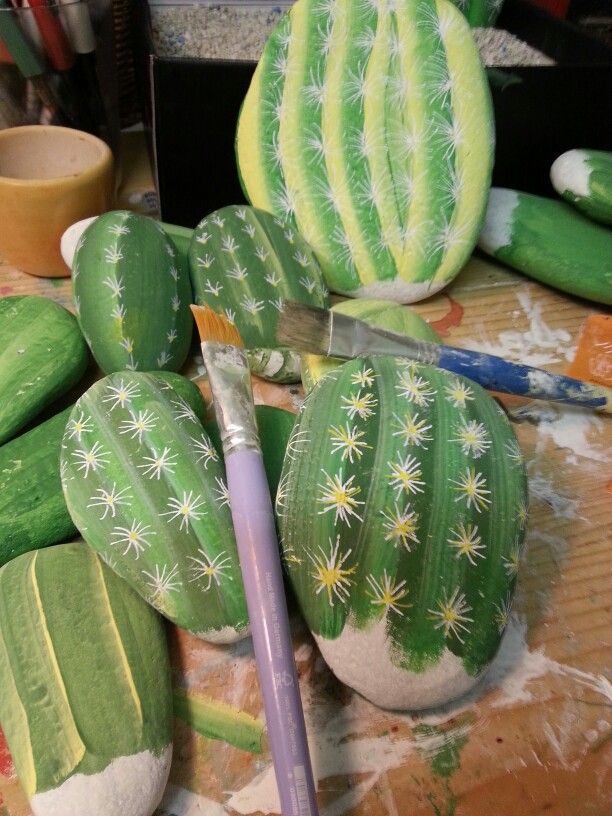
[477,188,520,255]
[351,277,448,305]
[60,216,98,270]
[550,149,590,198]
[30,744,172,816]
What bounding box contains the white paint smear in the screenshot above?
[158,785,227,816]
[527,471,581,520]
[515,402,609,464]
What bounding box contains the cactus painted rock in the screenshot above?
[73,210,193,374]
[189,205,329,382]
[236,0,493,302]
[301,298,441,393]
[0,295,88,445]
[61,372,249,642]
[0,543,172,816]
[479,188,612,306]
[454,0,503,26]
[550,149,612,226]
[277,356,528,710]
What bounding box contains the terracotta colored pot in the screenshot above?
[0,125,113,277]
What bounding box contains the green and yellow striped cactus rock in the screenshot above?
[73,211,193,374]
[277,356,527,710]
[550,149,612,226]
[236,0,493,302]
[189,205,329,382]
[60,372,249,643]
[301,298,440,392]
[0,543,172,816]
[0,295,88,445]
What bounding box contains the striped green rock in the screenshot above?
[550,149,612,226]
[277,356,527,709]
[236,0,493,302]
[478,188,612,305]
[301,298,440,393]
[73,211,193,374]
[189,205,329,383]
[0,296,88,445]
[60,372,249,642]
[0,543,172,816]
[454,0,503,26]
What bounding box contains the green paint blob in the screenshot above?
[173,689,265,754]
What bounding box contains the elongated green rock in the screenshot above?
[277,356,527,709]
[61,372,249,642]
[301,298,440,393]
[478,188,612,305]
[0,543,172,816]
[0,296,88,445]
[237,0,493,302]
[189,205,329,382]
[73,211,193,374]
[550,149,612,226]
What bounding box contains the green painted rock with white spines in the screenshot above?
[455,0,503,26]
[73,211,193,374]
[237,0,493,302]
[60,372,249,642]
[0,296,88,445]
[189,205,329,382]
[479,188,612,305]
[0,543,172,816]
[301,298,440,393]
[277,356,527,710]
[550,149,612,226]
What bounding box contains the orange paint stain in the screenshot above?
[429,296,464,338]
[567,315,612,388]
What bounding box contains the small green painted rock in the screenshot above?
[301,298,440,393]
[0,543,172,816]
[0,296,88,445]
[277,356,527,710]
[0,407,77,566]
[455,0,503,26]
[73,210,193,374]
[478,188,612,305]
[189,205,329,382]
[237,0,493,302]
[550,149,612,226]
[60,371,249,642]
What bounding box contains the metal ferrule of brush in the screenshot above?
[200,342,262,456]
[330,312,441,365]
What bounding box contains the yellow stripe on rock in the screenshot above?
[236,64,271,211]
[432,0,493,284]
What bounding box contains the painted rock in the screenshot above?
[0,542,172,816]
[189,205,329,383]
[236,0,493,302]
[73,210,193,374]
[550,149,612,226]
[454,0,503,26]
[301,298,441,393]
[479,188,612,306]
[0,295,88,445]
[60,372,249,642]
[277,356,528,710]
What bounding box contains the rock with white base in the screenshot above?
[0,542,172,816]
[550,148,612,226]
[277,356,528,710]
[479,187,612,305]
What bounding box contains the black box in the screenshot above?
[134,0,612,229]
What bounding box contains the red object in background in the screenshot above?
[527,0,571,18]
[0,36,15,63]
[0,727,15,779]
[27,0,74,71]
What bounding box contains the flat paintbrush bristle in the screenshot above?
[276,301,332,355]
[190,305,244,348]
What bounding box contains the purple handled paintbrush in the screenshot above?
[191,305,318,816]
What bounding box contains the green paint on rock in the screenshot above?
[551,148,612,226]
[456,0,503,26]
[0,543,171,798]
[0,295,88,445]
[188,205,329,383]
[173,689,265,754]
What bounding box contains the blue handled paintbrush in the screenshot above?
[278,301,612,414]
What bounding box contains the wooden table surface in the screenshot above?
[0,254,610,816]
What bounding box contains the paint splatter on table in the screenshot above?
[0,255,610,816]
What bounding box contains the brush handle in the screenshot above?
[436,345,612,413]
[225,448,318,816]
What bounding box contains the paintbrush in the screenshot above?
[278,302,612,414]
[191,305,319,816]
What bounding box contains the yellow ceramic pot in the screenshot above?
[0,125,114,277]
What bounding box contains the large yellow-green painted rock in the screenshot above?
[277,356,528,709]
[0,543,172,816]
[237,0,493,302]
